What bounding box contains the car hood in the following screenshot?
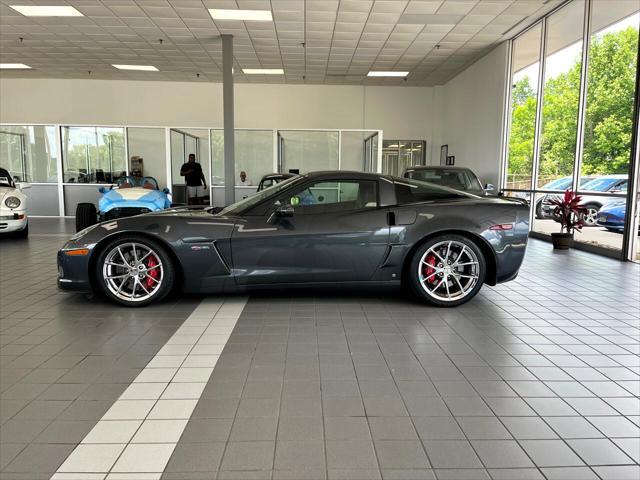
[99,187,170,212]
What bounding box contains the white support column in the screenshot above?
[55,125,65,216]
[222,34,235,206]
[165,128,172,195]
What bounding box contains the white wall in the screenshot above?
[0,79,436,154]
[440,42,509,187]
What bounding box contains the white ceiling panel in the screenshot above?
[0,0,563,85]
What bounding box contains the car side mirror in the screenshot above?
[276,204,295,217]
[98,186,108,194]
[484,183,495,191]
[17,182,31,190]
[162,187,170,194]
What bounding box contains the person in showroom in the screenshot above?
[180,153,207,205]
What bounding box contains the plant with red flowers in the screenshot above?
[549,189,587,234]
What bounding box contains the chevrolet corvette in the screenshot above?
[58,171,530,307]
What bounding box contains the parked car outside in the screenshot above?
[535,176,596,218]
[539,175,627,225]
[403,166,495,196]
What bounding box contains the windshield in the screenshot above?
[542,177,572,190]
[406,168,483,191]
[0,168,15,188]
[581,177,622,191]
[218,175,302,216]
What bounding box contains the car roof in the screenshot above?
[302,170,392,181]
[404,166,471,172]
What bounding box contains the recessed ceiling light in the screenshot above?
[242,68,284,75]
[112,64,158,71]
[0,63,31,69]
[209,9,273,21]
[367,71,409,77]
[9,5,83,17]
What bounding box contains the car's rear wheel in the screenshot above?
[95,236,174,307]
[76,203,97,232]
[408,235,486,307]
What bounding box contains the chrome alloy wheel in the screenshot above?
[102,242,163,302]
[417,240,480,302]
[582,206,599,226]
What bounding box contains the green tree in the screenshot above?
[507,25,638,186]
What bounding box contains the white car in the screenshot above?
[0,168,30,238]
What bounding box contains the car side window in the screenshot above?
[284,180,378,215]
[394,179,467,205]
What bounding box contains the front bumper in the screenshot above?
[596,214,624,230]
[57,247,93,292]
[0,213,27,233]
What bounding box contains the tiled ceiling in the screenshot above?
[0,0,564,86]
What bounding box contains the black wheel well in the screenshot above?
[88,231,184,293]
[401,230,498,286]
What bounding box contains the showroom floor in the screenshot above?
[0,219,638,480]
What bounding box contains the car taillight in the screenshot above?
[490,223,513,231]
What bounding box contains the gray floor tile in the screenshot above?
[275,440,325,470]
[566,438,635,465]
[471,440,535,468]
[374,440,430,469]
[519,440,585,467]
[422,440,482,468]
[230,416,278,441]
[457,417,512,439]
[501,416,559,439]
[368,417,418,440]
[165,442,225,472]
[221,441,275,470]
[3,443,74,473]
[326,440,378,469]
[324,417,371,440]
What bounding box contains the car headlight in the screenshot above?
[5,196,21,209]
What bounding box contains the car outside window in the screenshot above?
[286,180,378,214]
[394,179,468,205]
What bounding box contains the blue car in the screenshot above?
[75,176,172,232]
[596,200,626,232]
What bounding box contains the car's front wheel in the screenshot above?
[408,235,486,307]
[95,236,174,307]
[582,204,601,227]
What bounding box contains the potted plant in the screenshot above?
[548,189,586,250]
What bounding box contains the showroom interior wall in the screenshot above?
[441,43,510,188]
[0,79,439,150]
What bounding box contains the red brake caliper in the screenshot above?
[145,255,159,290]
[422,254,438,285]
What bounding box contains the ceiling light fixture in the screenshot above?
[243,68,284,75]
[0,63,31,69]
[9,5,83,17]
[367,71,409,77]
[209,9,273,21]
[112,64,158,71]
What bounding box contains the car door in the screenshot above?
[231,178,390,285]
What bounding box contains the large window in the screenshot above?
[0,125,58,183]
[62,126,125,183]
[211,129,274,187]
[506,24,542,190]
[503,0,639,259]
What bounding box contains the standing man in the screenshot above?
[180,153,207,205]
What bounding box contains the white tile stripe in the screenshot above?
[50,296,248,480]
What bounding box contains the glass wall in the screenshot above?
[0,125,58,183]
[382,140,426,177]
[505,24,542,190]
[210,129,274,187]
[127,127,167,189]
[503,0,640,260]
[279,130,339,174]
[62,126,126,183]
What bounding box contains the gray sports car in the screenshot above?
[58,171,530,307]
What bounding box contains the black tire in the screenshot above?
[94,235,175,307]
[76,203,97,232]
[535,200,544,219]
[407,234,486,307]
[14,223,28,238]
